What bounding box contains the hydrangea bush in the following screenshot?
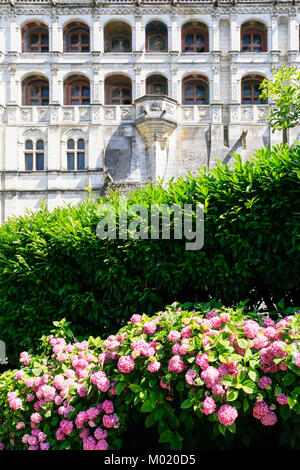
[1,302,300,451]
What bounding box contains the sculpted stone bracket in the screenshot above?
[134,95,178,149]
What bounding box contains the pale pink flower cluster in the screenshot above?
[243,320,260,339]
[19,351,32,366]
[8,391,22,410]
[185,369,198,385]
[168,355,186,373]
[201,366,220,388]
[131,339,155,357]
[91,371,110,391]
[196,353,209,370]
[117,355,135,374]
[14,370,25,381]
[143,321,157,335]
[217,405,238,426]
[130,314,142,323]
[147,361,161,373]
[167,330,181,342]
[201,397,216,415]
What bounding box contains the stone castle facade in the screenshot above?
[0,0,299,222]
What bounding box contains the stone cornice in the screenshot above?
[0,3,297,17]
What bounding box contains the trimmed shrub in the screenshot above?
[1,302,300,451]
[0,144,299,365]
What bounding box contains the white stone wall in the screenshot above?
[0,0,299,223]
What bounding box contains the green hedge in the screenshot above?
[0,144,299,365]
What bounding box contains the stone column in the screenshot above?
[134,12,144,52]
[50,64,62,104]
[212,64,220,103]
[9,14,19,52]
[170,12,179,51]
[230,61,239,103]
[92,65,101,102]
[135,65,142,99]
[8,64,17,104]
[171,66,179,101]
[92,15,101,52]
[211,13,220,52]
[51,11,63,53]
[230,12,239,51]
[288,9,298,52]
[270,12,279,52]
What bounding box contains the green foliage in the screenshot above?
[0,144,299,365]
[260,66,300,133]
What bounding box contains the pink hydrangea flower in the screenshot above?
[102,413,119,429]
[95,439,108,450]
[243,320,260,339]
[181,326,192,339]
[261,411,277,426]
[196,353,209,370]
[201,366,219,388]
[117,356,135,374]
[167,330,181,342]
[60,420,73,435]
[91,371,110,391]
[20,352,32,366]
[94,427,108,441]
[258,376,272,389]
[14,370,25,381]
[201,397,216,415]
[168,355,186,373]
[253,400,269,419]
[31,413,42,424]
[87,407,100,420]
[185,369,197,385]
[144,321,157,335]
[0,443,5,450]
[147,361,161,373]
[295,354,300,367]
[130,314,142,323]
[16,422,25,430]
[252,335,269,350]
[276,394,288,405]
[217,405,238,426]
[40,443,50,450]
[102,400,114,415]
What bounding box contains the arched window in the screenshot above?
[146,75,168,95]
[241,22,267,52]
[67,138,85,170]
[104,22,132,53]
[23,77,49,106]
[182,22,209,53]
[24,139,44,171]
[22,22,49,53]
[241,76,265,104]
[64,22,90,52]
[105,75,132,105]
[64,76,90,105]
[146,21,168,52]
[182,75,209,105]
